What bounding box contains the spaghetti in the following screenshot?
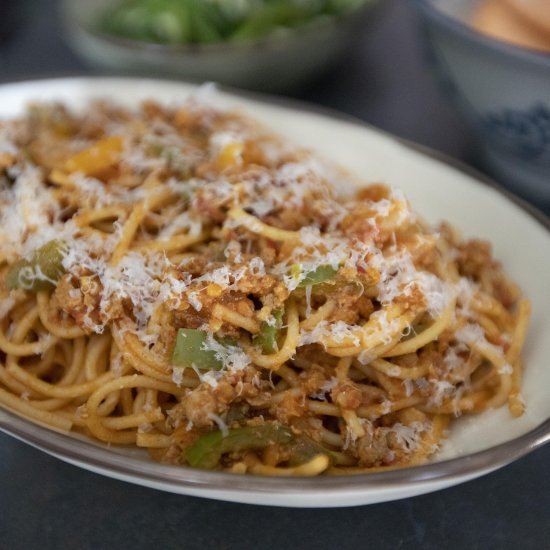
[0,92,530,476]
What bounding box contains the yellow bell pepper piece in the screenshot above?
[64,135,123,176]
[217,142,243,169]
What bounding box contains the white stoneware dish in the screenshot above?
[0,77,549,508]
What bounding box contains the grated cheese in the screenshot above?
[310,376,338,400]
[187,291,203,312]
[427,379,456,406]
[200,332,251,374]
[387,420,431,453]
[207,412,229,437]
[171,366,184,387]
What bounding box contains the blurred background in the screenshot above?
[2,0,549,211]
[0,1,477,190]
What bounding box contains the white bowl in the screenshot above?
[60,0,380,93]
[0,76,549,507]
[415,0,550,207]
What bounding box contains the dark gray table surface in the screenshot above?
[1,1,549,549]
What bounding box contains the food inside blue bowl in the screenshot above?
[471,0,550,53]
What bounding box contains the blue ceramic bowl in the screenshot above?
[414,0,550,206]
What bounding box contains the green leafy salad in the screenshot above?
[98,0,369,45]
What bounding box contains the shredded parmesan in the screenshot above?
[201,332,250,374]
[207,412,229,437]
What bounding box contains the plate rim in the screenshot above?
[2,407,550,495]
[0,74,549,498]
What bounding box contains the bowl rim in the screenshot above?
[413,0,550,69]
[60,0,381,56]
[0,74,549,498]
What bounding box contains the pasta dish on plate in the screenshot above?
[0,89,530,476]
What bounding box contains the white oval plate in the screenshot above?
[0,77,549,507]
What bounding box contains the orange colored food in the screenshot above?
[472,0,550,53]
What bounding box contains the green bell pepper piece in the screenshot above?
[295,264,338,287]
[253,308,284,354]
[6,240,66,292]
[286,432,337,467]
[186,422,336,470]
[186,423,295,469]
[171,328,223,370]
